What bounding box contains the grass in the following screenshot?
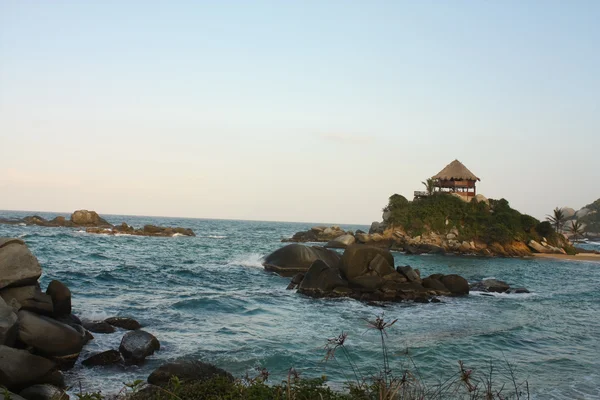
[71,314,530,400]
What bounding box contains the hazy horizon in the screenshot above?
[1,1,599,225]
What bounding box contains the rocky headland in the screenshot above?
[283,193,575,258]
[0,210,195,237]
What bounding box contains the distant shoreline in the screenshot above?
[532,253,600,263]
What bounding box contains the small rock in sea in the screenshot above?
[105,316,141,330]
[430,297,441,303]
[82,320,116,334]
[82,350,122,367]
[119,330,160,364]
[479,293,495,297]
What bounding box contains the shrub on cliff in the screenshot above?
[385,193,550,245]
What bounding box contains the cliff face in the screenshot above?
[563,199,600,239]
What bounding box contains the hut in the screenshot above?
[431,159,480,199]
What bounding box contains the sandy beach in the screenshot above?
[533,253,600,263]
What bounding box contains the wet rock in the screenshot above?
[263,244,341,276]
[147,360,233,387]
[0,286,53,316]
[0,392,26,400]
[340,245,394,281]
[105,316,141,330]
[298,260,348,295]
[19,385,68,400]
[70,210,111,227]
[82,350,122,367]
[45,281,71,317]
[470,279,510,293]
[396,266,421,283]
[82,320,116,333]
[0,239,42,290]
[119,330,160,364]
[17,310,85,357]
[286,273,305,290]
[439,275,469,296]
[325,234,356,249]
[422,277,449,293]
[0,345,57,390]
[0,297,18,346]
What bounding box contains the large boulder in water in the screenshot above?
[45,281,71,317]
[148,360,233,387]
[119,330,160,364]
[470,279,510,293]
[439,275,469,296]
[0,239,42,290]
[340,244,394,281]
[82,350,122,367]
[0,286,53,316]
[0,345,57,390]
[298,260,348,295]
[69,210,111,227]
[17,311,85,357]
[0,298,18,346]
[262,244,341,277]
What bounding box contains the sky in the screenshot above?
[0,1,599,224]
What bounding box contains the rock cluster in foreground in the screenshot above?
[0,238,161,395]
[0,210,195,237]
[264,243,469,303]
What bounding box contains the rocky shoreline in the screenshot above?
[0,210,195,237]
[0,237,166,396]
[283,224,572,258]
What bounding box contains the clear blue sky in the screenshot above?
[1,1,598,223]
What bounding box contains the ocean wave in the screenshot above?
[229,253,264,269]
[204,235,228,239]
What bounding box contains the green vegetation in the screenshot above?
[546,207,566,234]
[90,315,529,400]
[421,178,436,196]
[384,192,562,246]
[567,220,586,241]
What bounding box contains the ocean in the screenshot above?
[1,210,599,399]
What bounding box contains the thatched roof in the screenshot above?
[432,160,480,181]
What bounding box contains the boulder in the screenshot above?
[0,239,42,290]
[575,207,590,218]
[0,345,57,390]
[69,210,111,227]
[148,360,233,387]
[561,207,576,219]
[45,281,71,317]
[0,286,53,316]
[340,245,394,281]
[286,273,304,290]
[298,260,348,294]
[105,316,141,330]
[82,320,115,334]
[0,298,18,346]
[439,275,469,296]
[325,234,356,249]
[17,311,84,357]
[528,240,561,254]
[474,194,489,205]
[422,277,449,293]
[262,244,341,276]
[396,266,420,283]
[82,350,122,367]
[470,279,510,293]
[119,330,160,364]
[19,385,68,400]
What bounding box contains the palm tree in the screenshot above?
[546,207,566,234]
[567,219,585,242]
[422,178,436,196]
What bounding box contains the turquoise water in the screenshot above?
[1,211,599,399]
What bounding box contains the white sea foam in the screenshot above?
[17,223,26,226]
[231,253,264,268]
[17,233,28,238]
[206,235,227,239]
[172,233,185,237]
[471,290,536,299]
